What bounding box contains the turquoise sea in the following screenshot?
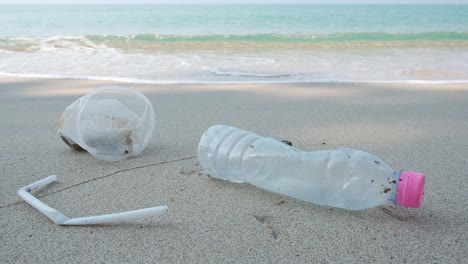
[1,4,468,83]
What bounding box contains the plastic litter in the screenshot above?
[198,125,425,210]
[58,85,155,161]
[17,175,168,225]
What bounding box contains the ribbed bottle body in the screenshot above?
[198,125,398,210]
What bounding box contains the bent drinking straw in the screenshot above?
[17,175,169,225]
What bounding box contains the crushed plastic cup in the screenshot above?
[58,85,155,161]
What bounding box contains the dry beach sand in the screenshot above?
[1,78,467,263]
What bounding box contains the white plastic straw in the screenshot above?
[17,175,169,225]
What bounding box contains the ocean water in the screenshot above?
[1,4,468,83]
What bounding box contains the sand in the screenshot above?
[1,78,467,263]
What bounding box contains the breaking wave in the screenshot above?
[1,32,468,52]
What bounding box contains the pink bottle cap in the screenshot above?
[397,171,425,208]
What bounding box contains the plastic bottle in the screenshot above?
[197,125,425,210]
[58,85,155,161]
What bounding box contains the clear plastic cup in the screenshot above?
[58,85,155,161]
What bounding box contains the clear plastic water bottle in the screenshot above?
[197,125,425,210]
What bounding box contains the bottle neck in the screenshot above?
[389,170,402,204]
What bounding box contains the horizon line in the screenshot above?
[1,2,467,5]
